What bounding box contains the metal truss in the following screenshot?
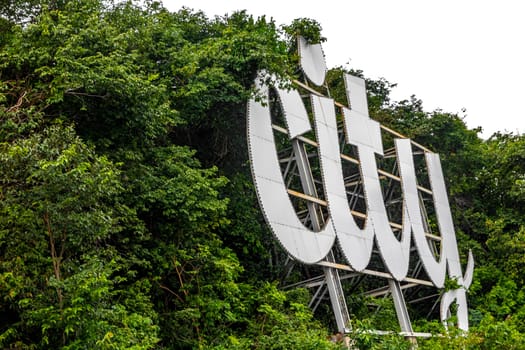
[271,80,443,337]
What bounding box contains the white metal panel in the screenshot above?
[311,94,375,272]
[462,250,475,289]
[343,75,383,155]
[426,153,460,273]
[359,146,411,281]
[396,139,447,287]
[441,287,469,331]
[298,36,327,86]
[276,86,311,138]
[247,76,335,264]
[343,73,369,116]
[426,152,474,286]
[342,80,411,280]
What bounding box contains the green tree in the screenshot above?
[1,2,326,348]
[0,126,159,348]
[4,0,525,348]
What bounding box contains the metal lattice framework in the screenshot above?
[272,82,440,336]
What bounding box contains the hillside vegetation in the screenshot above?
[2,1,525,348]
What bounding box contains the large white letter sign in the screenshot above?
[426,151,474,330]
[396,138,447,288]
[311,93,374,273]
[339,74,411,281]
[247,73,336,264]
[247,36,474,332]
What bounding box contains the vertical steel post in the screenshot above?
[388,279,416,344]
[292,140,351,333]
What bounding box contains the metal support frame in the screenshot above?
[389,280,414,334]
[275,126,443,337]
[291,139,351,333]
[264,80,452,338]
[248,37,473,338]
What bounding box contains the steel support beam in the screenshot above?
[292,139,351,333]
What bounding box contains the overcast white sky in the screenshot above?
[163,1,525,138]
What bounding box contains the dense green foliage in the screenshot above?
[1,1,525,348]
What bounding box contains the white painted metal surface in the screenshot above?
[247,36,475,333]
[396,138,447,288]
[342,74,411,281]
[298,36,327,86]
[247,74,336,264]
